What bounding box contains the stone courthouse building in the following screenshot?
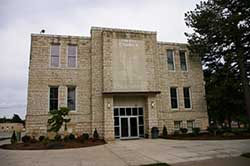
[26,27,208,140]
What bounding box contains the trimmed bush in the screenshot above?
[39,136,45,142]
[11,131,17,144]
[162,126,168,137]
[55,134,62,142]
[93,128,99,140]
[192,127,200,136]
[207,126,219,135]
[180,128,188,134]
[22,135,31,143]
[63,135,70,142]
[173,130,180,136]
[68,133,75,140]
[82,133,89,140]
[42,137,49,145]
[30,136,38,143]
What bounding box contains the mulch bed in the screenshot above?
[0,139,106,150]
[161,133,250,140]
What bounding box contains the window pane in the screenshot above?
[68,56,76,67]
[139,126,144,136]
[138,107,143,115]
[183,87,191,108]
[167,50,174,70]
[180,51,187,71]
[51,56,59,67]
[68,46,77,55]
[114,117,119,126]
[120,108,125,116]
[126,108,131,116]
[49,87,58,111]
[139,116,144,125]
[115,127,120,137]
[67,87,76,110]
[51,45,59,55]
[132,108,137,115]
[114,108,119,116]
[170,87,178,109]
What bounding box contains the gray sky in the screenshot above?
[0,0,199,119]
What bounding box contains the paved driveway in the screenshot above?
[0,139,250,166]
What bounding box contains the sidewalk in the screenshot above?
[173,156,250,166]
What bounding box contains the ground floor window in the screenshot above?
[187,120,194,132]
[113,107,144,139]
[174,121,182,131]
[49,86,58,111]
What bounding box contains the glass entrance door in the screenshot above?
[130,117,138,137]
[121,118,129,137]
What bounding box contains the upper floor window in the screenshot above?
[67,45,77,68]
[167,49,175,71]
[49,86,58,111]
[50,45,60,67]
[183,87,191,108]
[170,87,178,109]
[179,51,187,71]
[67,86,76,111]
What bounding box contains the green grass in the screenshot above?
[140,163,171,166]
[241,153,250,158]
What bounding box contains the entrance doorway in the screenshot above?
[113,107,144,139]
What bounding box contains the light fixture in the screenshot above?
[107,103,111,109]
[151,101,155,108]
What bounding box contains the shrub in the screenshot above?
[82,133,89,140]
[63,135,70,142]
[173,130,180,136]
[192,127,200,136]
[54,134,62,142]
[22,135,31,143]
[180,128,188,134]
[39,136,45,142]
[69,133,75,140]
[93,128,99,140]
[42,137,49,145]
[207,126,219,136]
[30,136,37,143]
[11,131,17,144]
[162,126,168,137]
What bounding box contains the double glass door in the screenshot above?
[120,116,138,138]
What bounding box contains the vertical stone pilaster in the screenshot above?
[147,96,158,138]
[103,96,115,141]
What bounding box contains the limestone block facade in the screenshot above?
[26,27,208,141]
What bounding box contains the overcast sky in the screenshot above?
[0,0,199,119]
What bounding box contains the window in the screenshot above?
[167,49,175,70]
[183,87,191,108]
[187,120,194,132]
[179,51,187,71]
[67,45,77,68]
[67,87,76,111]
[50,45,60,67]
[49,87,58,111]
[170,87,178,109]
[174,121,182,131]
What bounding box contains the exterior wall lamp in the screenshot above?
[107,103,111,109]
[151,101,155,108]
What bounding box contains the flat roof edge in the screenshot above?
[91,26,157,35]
[31,33,91,39]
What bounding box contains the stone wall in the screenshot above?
[157,42,208,133]
[26,34,92,136]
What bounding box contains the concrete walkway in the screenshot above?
[0,139,250,166]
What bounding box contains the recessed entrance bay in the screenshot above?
[113,107,144,139]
